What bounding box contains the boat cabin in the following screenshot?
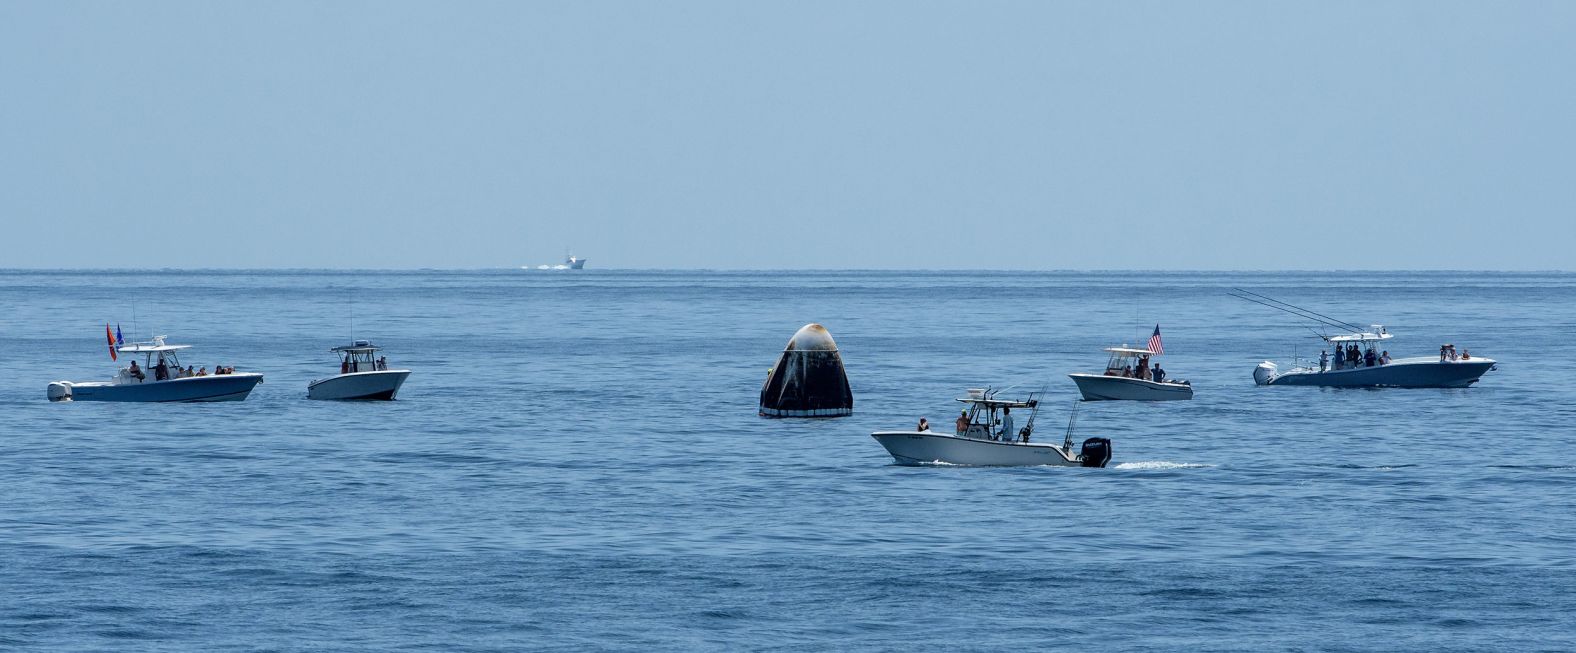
[1322,327,1394,371]
[951,388,1041,442]
[332,340,390,374]
[1100,347,1159,380]
[115,336,190,382]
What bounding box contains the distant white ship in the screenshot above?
[522,252,589,271]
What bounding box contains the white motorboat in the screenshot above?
[1068,346,1192,401]
[1232,289,1496,388]
[1253,330,1495,388]
[307,340,411,400]
[565,254,587,270]
[47,335,263,402]
[871,388,1111,467]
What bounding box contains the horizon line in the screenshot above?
[0,267,1571,274]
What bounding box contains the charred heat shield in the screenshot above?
[759,323,853,418]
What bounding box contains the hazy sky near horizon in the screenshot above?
[3,1,1572,270]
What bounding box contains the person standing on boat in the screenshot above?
[154,356,170,381]
[955,410,969,435]
[1319,350,1329,372]
[999,407,1014,442]
[1153,363,1165,383]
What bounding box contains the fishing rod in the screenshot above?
[1062,399,1081,451]
[1231,288,1368,332]
[1228,288,1368,333]
[1227,292,1348,330]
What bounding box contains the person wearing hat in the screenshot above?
[955,410,970,435]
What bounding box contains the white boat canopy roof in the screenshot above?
[117,336,189,353]
[1326,332,1393,343]
[1103,347,1157,356]
[117,343,190,353]
[956,397,1036,409]
[331,340,380,353]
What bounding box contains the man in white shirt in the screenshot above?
[999,406,1014,442]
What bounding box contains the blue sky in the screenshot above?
[2,1,1571,269]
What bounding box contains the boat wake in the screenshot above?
[1112,461,1213,471]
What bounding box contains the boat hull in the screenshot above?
[56,373,264,402]
[307,370,411,400]
[1068,374,1193,401]
[871,431,1083,467]
[1257,357,1495,388]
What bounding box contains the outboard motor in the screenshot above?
[1079,437,1112,468]
[46,381,73,402]
[1253,361,1278,386]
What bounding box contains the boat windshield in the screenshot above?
[337,348,389,373]
[1102,348,1156,379]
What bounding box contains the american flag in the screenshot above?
[1147,324,1164,355]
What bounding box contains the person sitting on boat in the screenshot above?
[197,366,208,376]
[1447,344,1458,361]
[1380,350,1392,365]
[1460,349,1471,360]
[917,417,930,432]
[129,360,145,381]
[377,356,387,371]
[1123,365,1133,378]
[999,407,1014,442]
[955,410,969,435]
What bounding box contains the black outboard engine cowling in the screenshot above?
[1079,437,1112,468]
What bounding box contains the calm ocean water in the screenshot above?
[2,270,1573,651]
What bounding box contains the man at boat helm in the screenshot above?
[999,406,1014,442]
[955,410,969,435]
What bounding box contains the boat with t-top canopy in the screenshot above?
[1232,289,1496,388]
[1068,345,1193,401]
[871,387,1111,467]
[47,335,264,402]
[307,340,411,400]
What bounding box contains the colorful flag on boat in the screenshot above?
[1147,324,1164,355]
[106,323,118,361]
[115,324,124,346]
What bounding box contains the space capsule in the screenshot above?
[759,323,853,418]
